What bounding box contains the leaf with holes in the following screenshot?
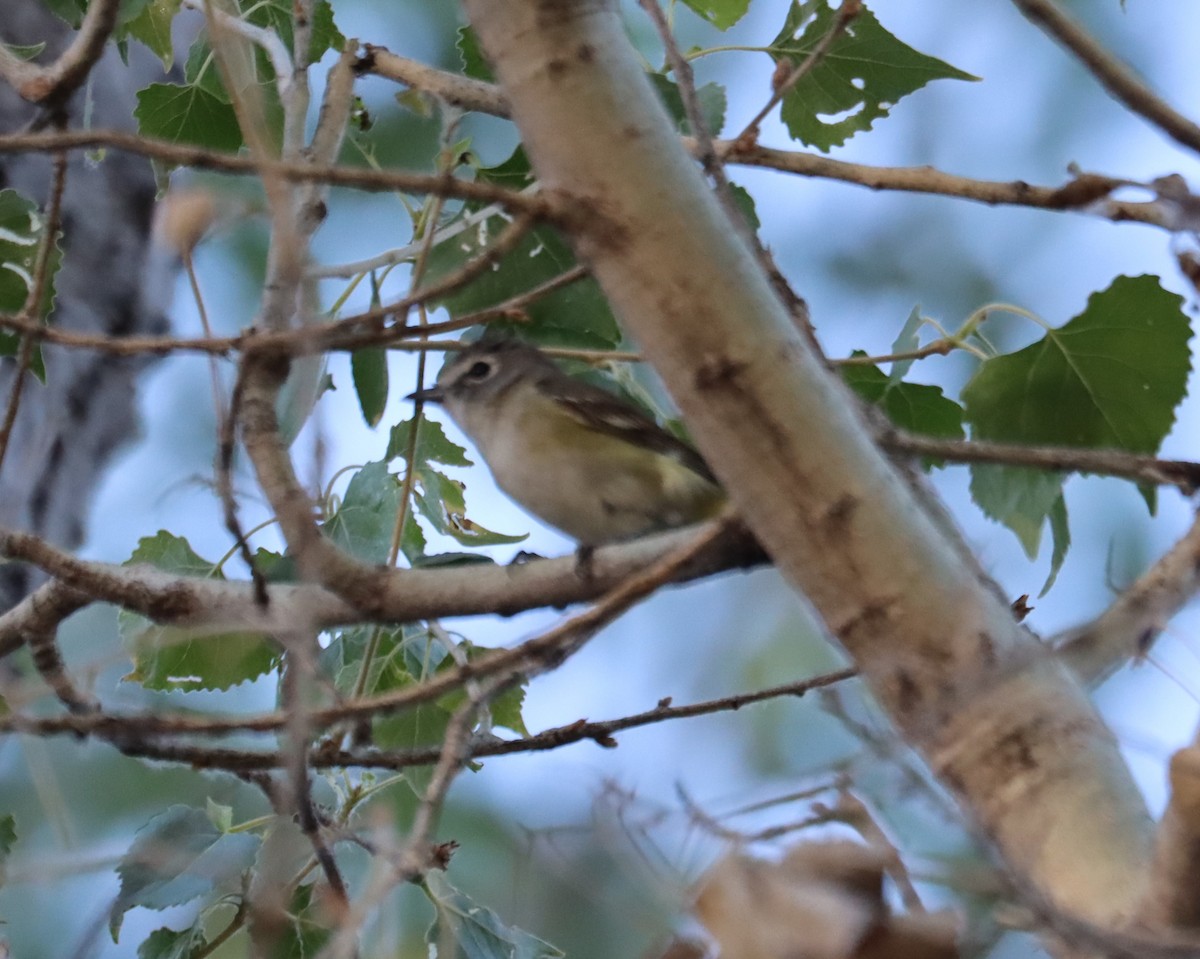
[769,0,977,151]
[119,532,279,691]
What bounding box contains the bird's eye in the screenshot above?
[465,360,493,380]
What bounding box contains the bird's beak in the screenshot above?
[406,384,446,403]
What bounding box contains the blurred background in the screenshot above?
[3,1,1199,956]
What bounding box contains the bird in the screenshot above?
[407,338,726,546]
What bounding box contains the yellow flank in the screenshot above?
[475,384,725,544]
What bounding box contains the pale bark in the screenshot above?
[462,0,1154,928]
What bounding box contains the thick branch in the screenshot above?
[0,522,766,656]
[463,0,1154,926]
[1060,511,1200,687]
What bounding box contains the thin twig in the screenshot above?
[716,142,1171,227]
[1011,0,1200,155]
[734,0,862,144]
[0,667,856,772]
[640,0,748,239]
[0,148,68,473]
[878,429,1200,494]
[0,130,553,216]
[0,0,121,107]
[355,45,510,117]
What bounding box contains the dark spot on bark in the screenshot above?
[893,668,919,717]
[546,58,568,78]
[994,725,1038,772]
[1137,627,1157,656]
[147,583,201,621]
[353,48,376,74]
[694,355,747,390]
[977,631,998,668]
[576,43,595,63]
[823,493,857,530]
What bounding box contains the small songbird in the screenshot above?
[407,339,726,545]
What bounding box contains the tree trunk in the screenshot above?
[463,0,1155,927]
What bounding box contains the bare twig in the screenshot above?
[355,45,510,117]
[0,130,553,216]
[1011,0,1200,156]
[1,667,856,773]
[640,0,748,240]
[1060,511,1200,686]
[0,0,121,107]
[734,0,861,144]
[717,142,1174,228]
[879,429,1200,494]
[0,148,68,473]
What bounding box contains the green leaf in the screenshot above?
[258,883,333,959]
[119,532,280,691]
[321,625,414,695]
[308,0,346,62]
[456,26,493,82]
[425,872,564,959]
[39,0,86,27]
[963,276,1191,453]
[0,187,62,331]
[969,465,1064,558]
[840,355,964,466]
[770,0,978,151]
[252,548,299,583]
[323,460,403,564]
[351,346,389,427]
[125,0,183,70]
[240,0,344,64]
[111,806,260,940]
[135,82,243,152]
[962,275,1190,568]
[887,306,926,385]
[1042,494,1070,597]
[0,333,45,384]
[649,74,728,136]
[679,0,751,30]
[387,416,472,467]
[1,42,46,61]
[727,182,761,231]
[441,645,528,736]
[415,467,527,547]
[138,925,208,959]
[206,798,234,834]
[183,37,229,102]
[424,148,621,348]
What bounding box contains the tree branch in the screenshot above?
[0,521,766,658]
[880,430,1200,494]
[463,0,1155,927]
[0,0,120,107]
[1011,0,1200,155]
[1059,510,1200,687]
